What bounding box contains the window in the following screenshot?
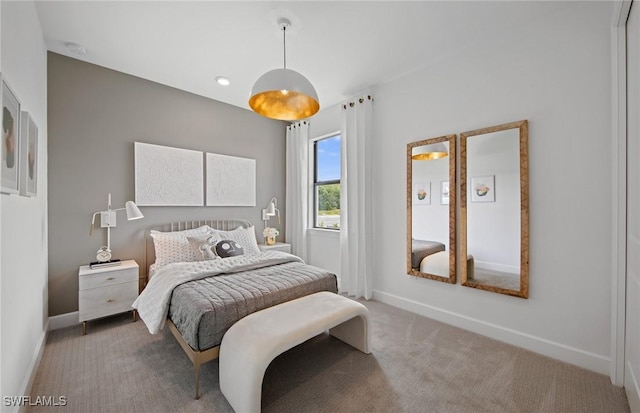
[313,134,341,229]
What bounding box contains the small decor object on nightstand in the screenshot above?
[96,246,112,263]
[263,227,279,245]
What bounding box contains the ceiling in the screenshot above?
[35,1,584,115]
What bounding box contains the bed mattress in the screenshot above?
[168,261,338,351]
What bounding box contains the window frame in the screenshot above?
[312,132,341,230]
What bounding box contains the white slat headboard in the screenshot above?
[144,219,252,277]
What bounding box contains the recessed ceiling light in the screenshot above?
[64,42,86,56]
[215,76,231,86]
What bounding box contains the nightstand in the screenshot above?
[258,242,292,254]
[78,260,140,335]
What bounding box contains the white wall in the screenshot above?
[371,1,613,374]
[0,0,4,400]
[0,1,48,407]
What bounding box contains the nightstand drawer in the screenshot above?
[258,242,292,254]
[79,281,138,322]
[79,267,138,290]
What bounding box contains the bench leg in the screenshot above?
[330,315,371,354]
[220,352,266,413]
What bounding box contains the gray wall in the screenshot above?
[48,53,287,316]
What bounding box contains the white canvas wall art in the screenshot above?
[206,153,256,206]
[135,142,204,206]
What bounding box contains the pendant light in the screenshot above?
[249,18,320,121]
[412,143,449,160]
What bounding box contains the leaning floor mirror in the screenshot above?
[407,134,456,284]
[460,120,529,298]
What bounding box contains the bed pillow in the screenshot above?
[187,233,222,261]
[213,225,260,255]
[214,239,244,258]
[150,225,214,266]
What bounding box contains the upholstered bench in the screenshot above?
[219,291,371,412]
[420,251,475,279]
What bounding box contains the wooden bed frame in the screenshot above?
[144,219,252,399]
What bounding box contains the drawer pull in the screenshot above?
[106,299,115,303]
[106,277,115,281]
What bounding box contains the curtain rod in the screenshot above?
[342,95,373,110]
[288,120,308,129]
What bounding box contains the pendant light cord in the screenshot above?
[282,24,287,69]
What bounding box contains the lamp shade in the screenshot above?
[412,143,448,161]
[125,201,144,220]
[249,68,320,121]
[266,200,276,216]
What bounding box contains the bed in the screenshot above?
[133,219,338,399]
[411,239,446,269]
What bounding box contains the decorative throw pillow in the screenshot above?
[187,233,222,261]
[213,225,260,255]
[214,240,244,258]
[150,225,213,266]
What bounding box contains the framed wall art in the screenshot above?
[413,181,431,205]
[20,111,38,197]
[205,153,256,206]
[441,181,450,205]
[1,77,21,195]
[471,175,495,203]
[134,142,204,206]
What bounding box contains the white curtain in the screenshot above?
[340,95,373,299]
[285,121,309,261]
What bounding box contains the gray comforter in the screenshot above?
[169,260,338,351]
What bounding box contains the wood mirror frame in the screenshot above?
[460,120,529,298]
[406,134,456,284]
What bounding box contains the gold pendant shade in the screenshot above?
[411,142,449,160]
[249,68,319,121]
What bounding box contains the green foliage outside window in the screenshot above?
[317,184,340,213]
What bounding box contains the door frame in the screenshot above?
[611,0,631,387]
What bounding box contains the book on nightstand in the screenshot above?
[89,259,121,269]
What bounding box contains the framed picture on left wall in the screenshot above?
[1,76,21,195]
[20,111,38,197]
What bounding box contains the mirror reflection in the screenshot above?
[461,120,528,298]
[407,135,456,283]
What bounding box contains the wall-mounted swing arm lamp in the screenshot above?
[89,193,144,264]
[262,197,280,230]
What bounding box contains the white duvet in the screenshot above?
[132,251,303,334]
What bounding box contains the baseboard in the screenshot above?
[372,290,610,375]
[48,312,79,331]
[474,260,519,274]
[14,321,48,413]
[626,362,640,413]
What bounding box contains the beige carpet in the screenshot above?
[471,268,520,291]
[28,300,629,413]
